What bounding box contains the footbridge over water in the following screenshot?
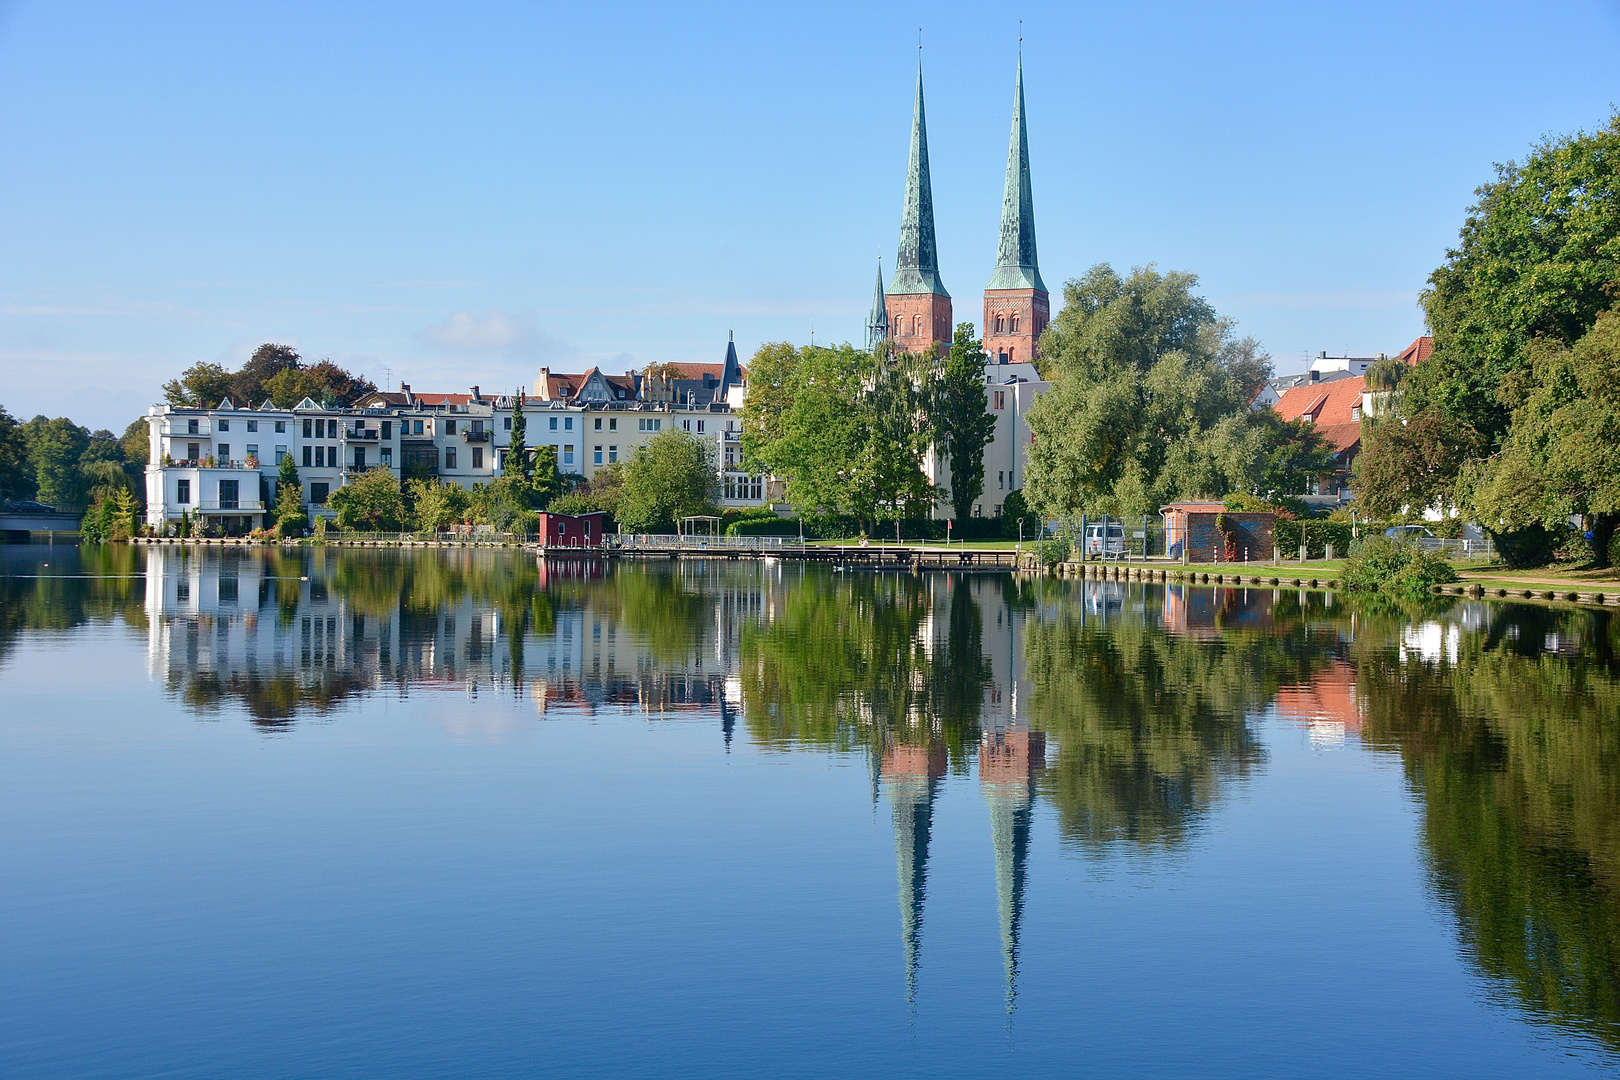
[1,509,83,541]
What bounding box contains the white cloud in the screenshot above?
[417,309,571,359]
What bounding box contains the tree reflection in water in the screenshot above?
[6,546,1620,1046]
[1353,600,1620,1052]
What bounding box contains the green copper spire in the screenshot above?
[987,56,1045,293]
[867,259,889,348]
[889,64,949,298]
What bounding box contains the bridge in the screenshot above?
[1,509,84,541]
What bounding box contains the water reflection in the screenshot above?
[5,546,1619,1052]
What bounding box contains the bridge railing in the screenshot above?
[616,533,789,551]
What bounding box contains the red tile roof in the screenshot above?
[1397,336,1433,365]
[411,392,474,406]
[1272,375,1365,456]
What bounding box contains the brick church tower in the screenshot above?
[886,64,952,355]
[982,57,1047,366]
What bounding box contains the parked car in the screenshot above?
[1384,525,1437,543]
[1084,521,1126,557]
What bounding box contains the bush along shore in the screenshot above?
[1340,537,1460,600]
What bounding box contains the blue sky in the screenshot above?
[2,1,1618,431]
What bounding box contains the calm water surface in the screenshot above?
[2,545,1618,1078]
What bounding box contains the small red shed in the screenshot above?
[535,511,604,548]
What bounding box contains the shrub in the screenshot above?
[1341,536,1459,599]
[1035,537,1070,568]
[726,517,801,537]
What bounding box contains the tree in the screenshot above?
[406,477,472,532]
[1022,265,1273,521]
[509,393,531,481]
[120,418,149,489]
[21,416,91,508]
[162,362,234,408]
[263,368,327,408]
[529,443,562,508]
[0,405,29,501]
[273,454,307,535]
[1358,112,1620,520]
[932,323,997,522]
[618,430,719,532]
[1354,410,1484,520]
[303,360,376,407]
[327,468,405,531]
[1253,412,1339,502]
[1413,111,1620,449]
[1464,312,1620,566]
[743,342,933,530]
[231,343,302,407]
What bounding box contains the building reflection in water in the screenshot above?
[133,548,1620,1045]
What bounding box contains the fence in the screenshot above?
[617,533,790,551]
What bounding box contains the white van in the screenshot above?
[1084,521,1126,557]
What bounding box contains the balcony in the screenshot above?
[462,430,491,443]
[345,428,380,441]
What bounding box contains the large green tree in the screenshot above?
[0,405,29,501]
[21,416,91,508]
[1356,112,1620,532]
[743,342,933,530]
[508,393,531,481]
[1022,265,1272,521]
[327,467,406,531]
[161,362,234,408]
[933,323,997,522]
[231,343,302,407]
[1463,313,1620,565]
[618,429,719,533]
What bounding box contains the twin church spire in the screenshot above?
[879,53,1047,363]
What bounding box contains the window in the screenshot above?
[913,315,922,335]
[682,420,690,431]
[1010,314,1020,333]
[608,445,618,463]
[594,417,603,430]
[445,419,457,435]
[275,445,288,462]
[354,447,365,470]
[303,419,313,438]
[275,420,286,433]
[973,504,982,518]
[246,444,258,459]
[188,443,200,462]
[219,478,239,509]
[310,483,329,505]
[218,419,229,431]
[609,418,617,431]
[696,420,705,433]
[549,417,558,431]
[471,420,483,435]
[381,446,393,465]
[330,444,337,464]
[187,419,199,435]
[1008,348,1015,362]
[893,317,902,337]
[565,418,573,430]
[594,446,603,465]
[445,448,457,469]
[176,478,191,504]
[564,444,574,466]
[218,443,230,461]
[993,391,1006,410]
[414,420,424,435]
[999,471,1005,490]
[504,416,512,430]
[303,446,312,467]
[381,421,391,439]
[472,448,483,470]
[246,420,257,432]
[994,504,1002,517]
[995,314,1006,333]
[314,446,325,467]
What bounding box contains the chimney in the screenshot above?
[470,385,480,402]
[1309,370,1320,383]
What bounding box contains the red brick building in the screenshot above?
[535,510,604,548]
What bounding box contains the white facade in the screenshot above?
[925,362,1049,521]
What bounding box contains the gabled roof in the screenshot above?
[411,392,474,407]
[1398,336,1433,365]
[1273,375,1365,456]
[258,399,276,411]
[361,391,414,408]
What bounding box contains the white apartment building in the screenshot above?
[925,361,1049,521]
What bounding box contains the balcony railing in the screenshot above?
[462,430,491,442]
[345,428,380,441]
